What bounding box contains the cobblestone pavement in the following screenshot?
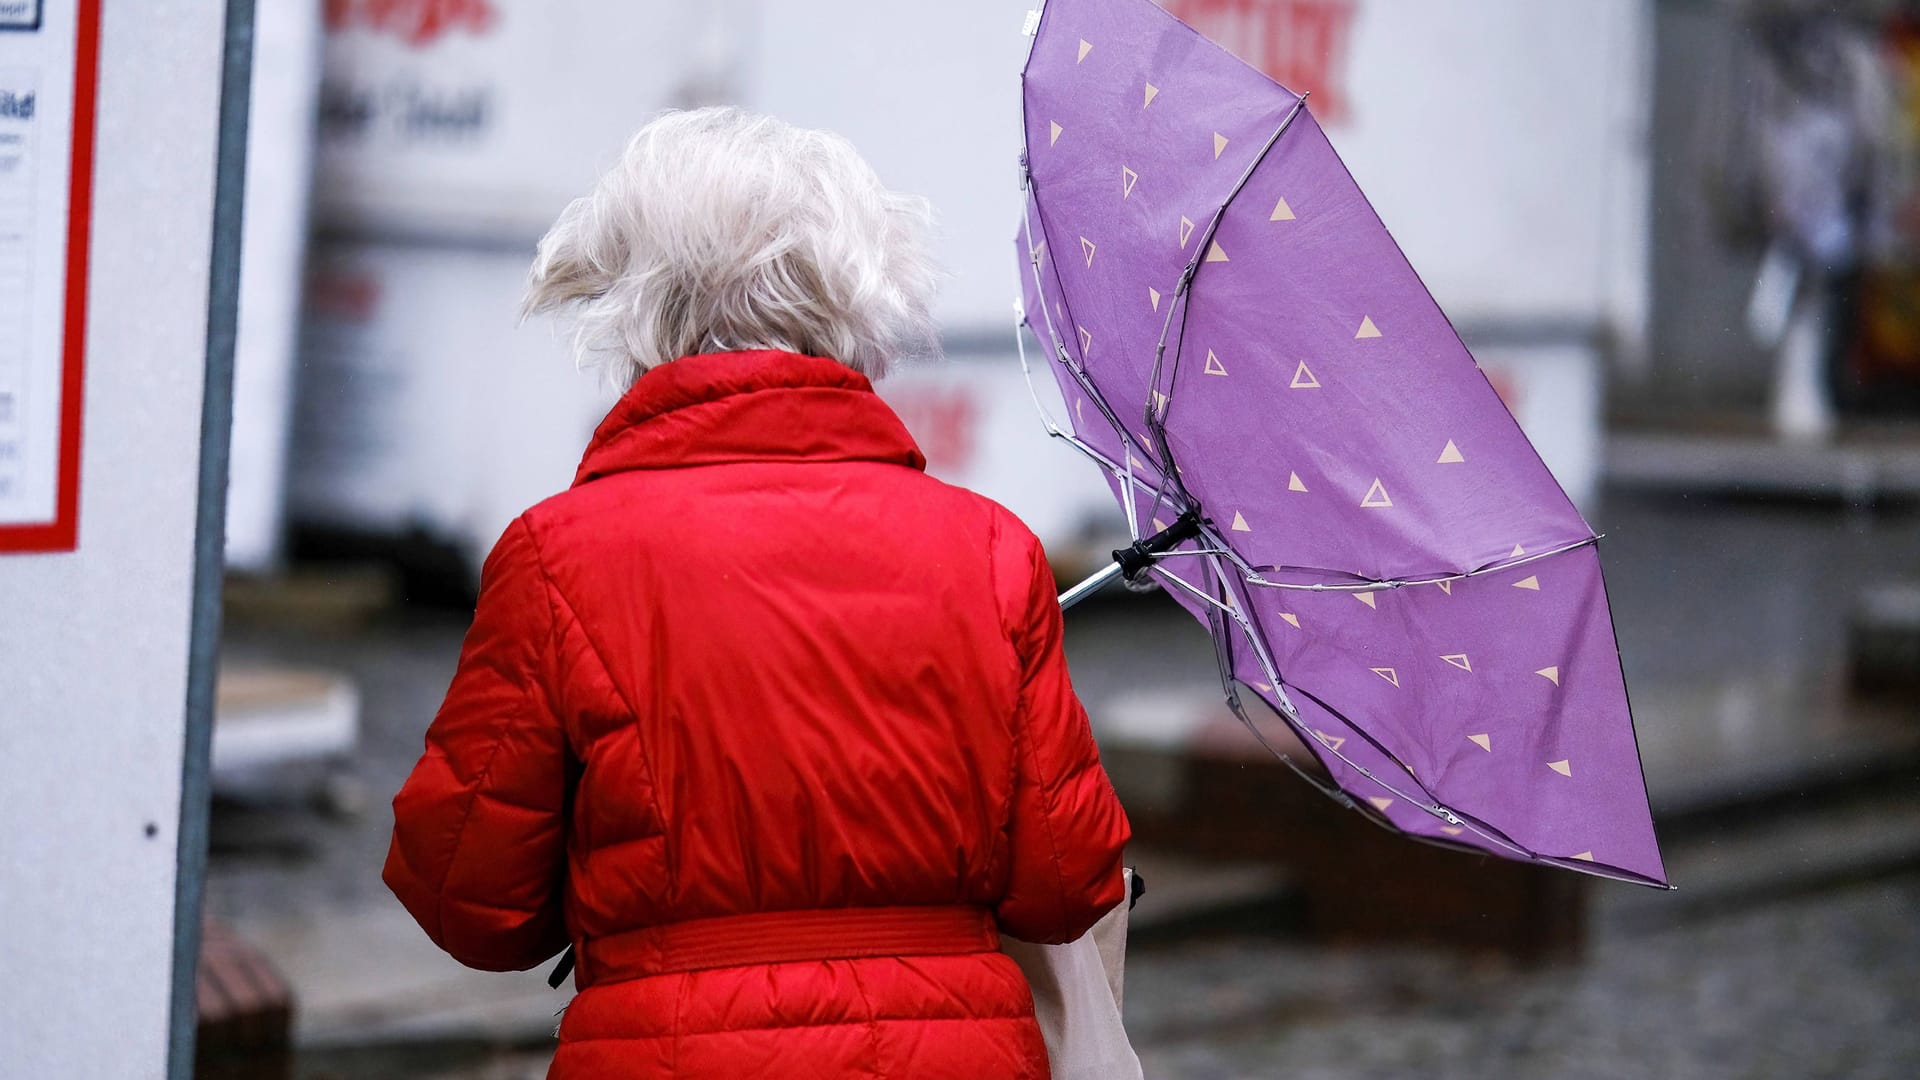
[1123,873,1920,1079]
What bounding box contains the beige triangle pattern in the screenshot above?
[1437,440,1465,464]
[1441,826,1465,837]
[1205,241,1229,263]
[1213,132,1229,159]
[1536,666,1561,686]
[1468,733,1491,752]
[1270,196,1295,221]
[1355,592,1377,609]
[1289,360,1319,389]
[1230,510,1251,532]
[1143,83,1159,108]
[1361,478,1393,508]
[1278,612,1301,629]
[1148,287,1162,312]
[1077,39,1093,63]
[1513,575,1541,591]
[1203,350,1228,376]
[1441,653,1472,671]
[1121,166,1138,199]
[1434,579,1453,595]
[1080,236,1096,267]
[1356,316,1381,339]
[1368,796,1395,812]
[1287,471,1308,492]
[1570,851,1595,862]
[1050,121,1062,147]
[1370,666,1398,686]
[1548,759,1573,777]
[1078,326,1093,355]
[1178,216,1195,249]
[1314,730,1344,751]
[1511,544,1527,557]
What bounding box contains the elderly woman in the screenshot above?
[383,107,1131,1078]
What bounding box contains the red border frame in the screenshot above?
[0,0,101,553]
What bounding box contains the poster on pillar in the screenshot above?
[0,0,98,553]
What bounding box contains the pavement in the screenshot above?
[288,870,1920,1080]
[204,493,1920,1078]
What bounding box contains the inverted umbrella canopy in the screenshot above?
[1015,0,1666,887]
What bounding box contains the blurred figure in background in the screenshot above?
[382,107,1131,1079]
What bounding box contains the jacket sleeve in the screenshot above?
[383,516,571,972]
[995,534,1133,944]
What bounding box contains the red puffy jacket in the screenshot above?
[384,350,1132,1078]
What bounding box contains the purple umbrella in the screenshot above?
[1015,0,1666,888]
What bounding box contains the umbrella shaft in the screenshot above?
[1057,561,1125,610]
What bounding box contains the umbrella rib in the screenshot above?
[1009,292,1072,443]
[1172,550,1502,842]
[1016,81,1315,546]
[1197,555,1550,863]
[1229,582,1668,887]
[1016,179,1083,383]
[1280,681,1668,886]
[1013,301,1193,544]
[1011,292,1177,504]
[1013,301,1190,543]
[1019,180,1155,539]
[1284,683,1442,802]
[1021,169,1194,543]
[1237,534,1604,592]
[1143,94,1309,491]
[1271,680,1520,851]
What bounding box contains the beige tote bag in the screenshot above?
[1000,868,1143,1080]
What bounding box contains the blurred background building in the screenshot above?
[192,1,1920,1077]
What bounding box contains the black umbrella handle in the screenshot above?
[547,946,575,989]
[1112,511,1203,580]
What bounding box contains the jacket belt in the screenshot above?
[577,905,1000,987]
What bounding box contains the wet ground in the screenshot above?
[207,493,1920,1078]
[318,870,1919,1080]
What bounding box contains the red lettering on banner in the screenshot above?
[1485,370,1521,415]
[885,388,981,474]
[307,271,383,323]
[324,0,498,48]
[1158,0,1358,124]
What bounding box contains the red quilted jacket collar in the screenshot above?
[573,350,927,486]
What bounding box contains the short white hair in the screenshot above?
[525,107,939,386]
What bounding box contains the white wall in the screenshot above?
[289,241,616,566]
[0,1,232,1076]
[1336,0,1651,331]
[746,0,1036,333]
[226,0,323,570]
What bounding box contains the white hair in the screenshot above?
[524,107,940,387]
